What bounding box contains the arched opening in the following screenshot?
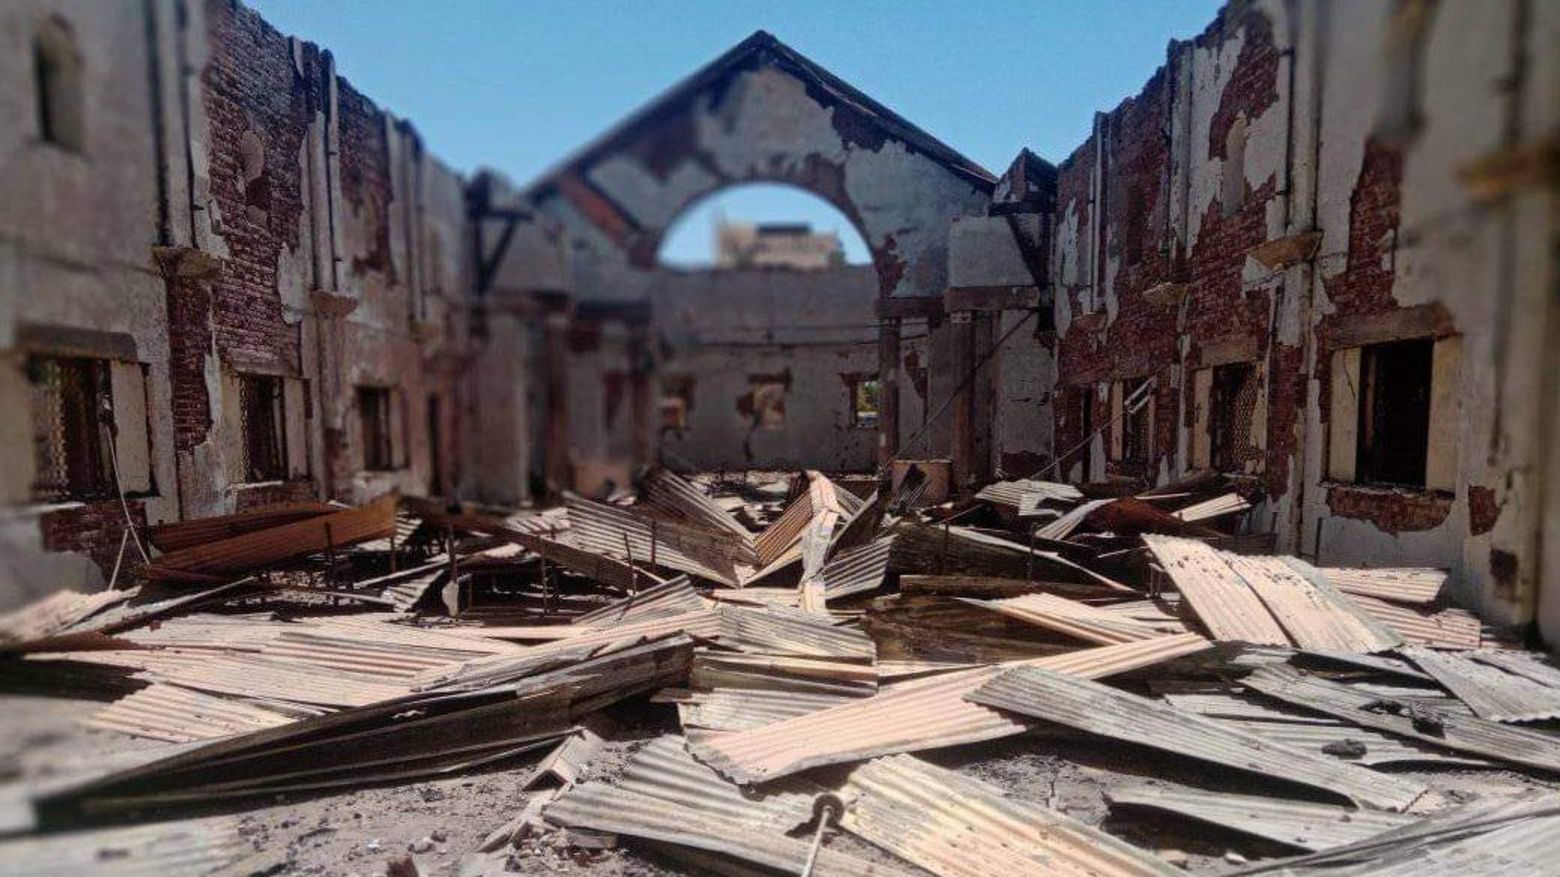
[33,16,84,151]
[657,183,872,270]
[649,184,893,472]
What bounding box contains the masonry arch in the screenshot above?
[657,181,872,268]
[478,31,998,493]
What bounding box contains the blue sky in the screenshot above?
[250,1,1222,264]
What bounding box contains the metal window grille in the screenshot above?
[28,355,113,502]
[239,374,287,482]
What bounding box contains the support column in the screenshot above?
[542,310,571,495]
[950,309,975,493]
[877,317,901,468]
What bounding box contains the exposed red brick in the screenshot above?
[1325,486,1451,532]
[1468,485,1500,535]
[1206,7,1281,161]
[40,501,148,580]
[233,481,316,512]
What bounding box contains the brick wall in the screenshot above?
[40,500,149,580]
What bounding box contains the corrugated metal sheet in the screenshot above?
[961,593,1170,645]
[821,535,895,600]
[691,651,877,695]
[976,478,1083,511]
[1143,535,1290,645]
[1344,595,1483,649]
[572,576,709,626]
[1170,492,1251,522]
[1106,785,1414,851]
[719,605,875,660]
[542,736,902,876]
[1241,664,1560,774]
[525,715,613,789]
[639,469,756,544]
[1402,647,1560,722]
[842,754,1177,877]
[967,665,1426,811]
[1230,792,1560,876]
[0,816,245,877]
[690,634,1211,784]
[1472,649,1560,687]
[0,589,129,646]
[1320,567,1447,605]
[135,653,412,707]
[1033,498,1110,537]
[87,683,296,743]
[422,610,725,690]
[1210,716,1496,767]
[566,494,746,585]
[1226,555,1400,652]
[665,686,864,731]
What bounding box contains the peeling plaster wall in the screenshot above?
[0,0,476,605]
[652,266,880,472]
[0,0,179,605]
[1033,0,1560,633]
[1300,0,1554,627]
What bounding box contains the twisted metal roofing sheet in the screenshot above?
[689,633,1211,784]
[543,736,901,876]
[1241,664,1560,774]
[821,535,896,600]
[1142,536,1290,645]
[967,666,1426,811]
[0,816,245,877]
[1208,716,1496,767]
[565,494,745,585]
[571,576,710,626]
[1319,567,1447,606]
[87,683,296,743]
[1229,555,1400,652]
[842,754,1177,877]
[1348,596,1481,649]
[1400,647,1560,722]
[1228,792,1560,876]
[664,686,865,731]
[1106,785,1414,851]
[961,593,1170,645]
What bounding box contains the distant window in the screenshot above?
[1357,338,1433,487]
[33,17,84,151]
[849,377,880,430]
[748,380,786,430]
[358,386,396,471]
[28,355,113,501]
[660,376,693,432]
[239,374,287,482]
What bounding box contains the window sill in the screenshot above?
[1318,481,1453,500]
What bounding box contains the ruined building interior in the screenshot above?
[1,0,1560,874]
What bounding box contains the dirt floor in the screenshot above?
[5,690,1556,877]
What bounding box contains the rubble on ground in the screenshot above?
[0,468,1557,876]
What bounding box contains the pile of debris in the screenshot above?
[1,469,1557,875]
